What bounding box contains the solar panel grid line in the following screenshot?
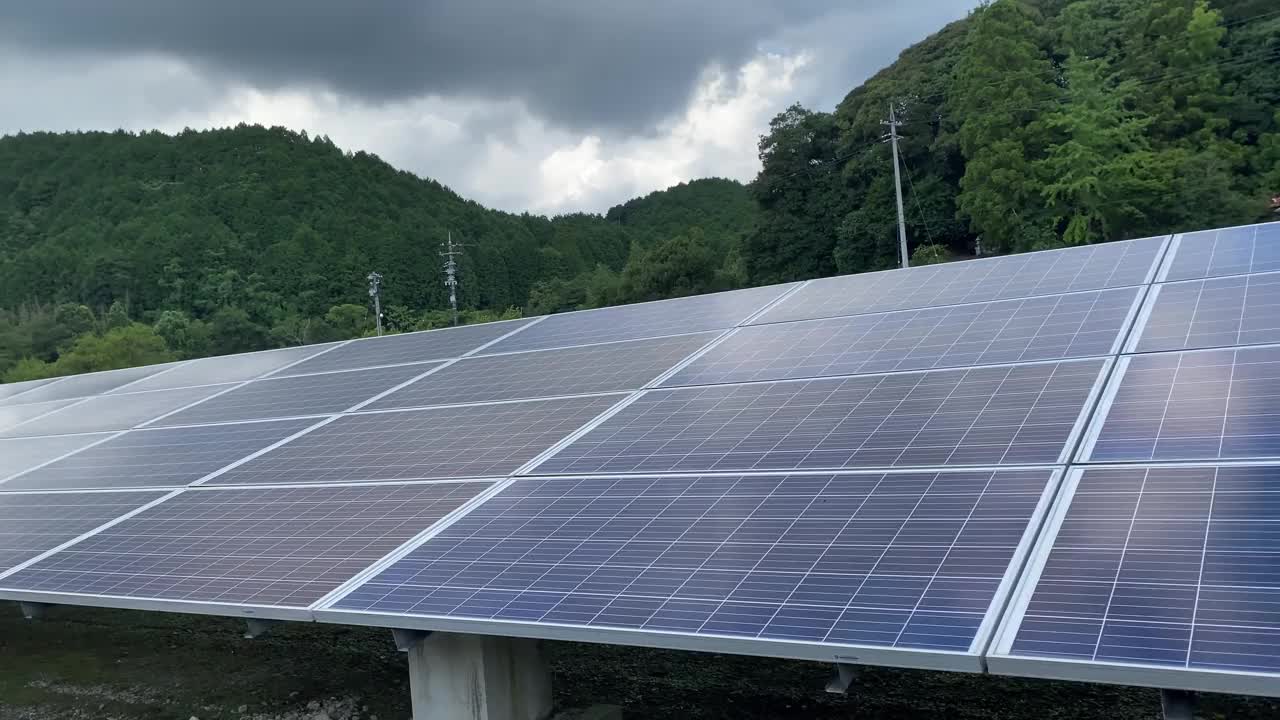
[511,392,650,476]
[133,378,258,429]
[340,359,464,414]
[1154,234,1184,283]
[246,339,356,380]
[1121,284,1165,354]
[733,278,813,326]
[1073,355,1131,464]
[0,377,61,406]
[1158,222,1280,284]
[104,361,187,395]
[0,397,91,435]
[1126,271,1280,355]
[0,489,183,583]
[186,415,342,487]
[471,329,726,362]
[309,477,524,611]
[458,313,549,358]
[986,466,1280,696]
[0,430,127,487]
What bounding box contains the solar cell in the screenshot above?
[536,359,1108,476]
[5,363,175,404]
[0,434,111,485]
[278,319,532,376]
[326,469,1057,664]
[1160,221,1280,282]
[0,482,492,610]
[1,385,232,439]
[369,333,718,410]
[113,343,337,394]
[0,490,166,574]
[1129,272,1280,353]
[2,418,318,492]
[754,236,1167,325]
[207,394,626,486]
[481,284,796,355]
[0,399,81,434]
[0,378,59,406]
[1081,345,1280,463]
[991,465,1280,693]
[667,289,1139,388]
[151,363,439,428]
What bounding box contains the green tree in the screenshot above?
[52,324,175,375]
[910,244,951,265]
[324,303,372,339]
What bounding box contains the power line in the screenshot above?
[900,154,937,247]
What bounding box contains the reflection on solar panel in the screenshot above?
[0,434,110,485]
[6,364,173,404]
[152,363,439,428]
[0,490,166,574]
[370,333,718,410]
[537,360,1107,476]
[330,469,1055,660]
[114,344,334,394]
[2,385,231,439]
[2,419,318,492]
[667,289,1138,388]
[0,399,80,434]
[754,237,1165,326]
[1131,272,1280,353]
[0,482,491,608]
[1161,222,1280,282]
[482,285,795,355]
[279,319,532,376]
[208,394,625,486]
[0,378,58,405]
[1082,345,1280,463]
[994,465,1280,682]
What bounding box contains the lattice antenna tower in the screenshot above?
[367,271,384,336]
[440,231,468,326]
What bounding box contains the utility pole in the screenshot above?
[882,102,910,269]
[440,232,465,326]
[367,271,383,336]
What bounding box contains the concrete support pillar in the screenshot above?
[1160,689,1196,720]
[404,632,553,720]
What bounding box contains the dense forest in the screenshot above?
[1,0,1277,383]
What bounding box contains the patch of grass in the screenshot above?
[1,605,1276,720]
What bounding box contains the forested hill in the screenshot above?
[0,128,755,380]
[744,0,1279,282]
[2,0,1278,383]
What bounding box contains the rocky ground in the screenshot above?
[1,606,1276,720]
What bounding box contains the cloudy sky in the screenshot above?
[0,2,976,214]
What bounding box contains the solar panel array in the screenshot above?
[7,223,1280,696]
[990,221,1280,696]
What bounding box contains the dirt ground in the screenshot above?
[0,605,1276,720]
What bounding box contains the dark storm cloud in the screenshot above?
[0,0,845,132]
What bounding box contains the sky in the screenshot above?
[0,1,978,214]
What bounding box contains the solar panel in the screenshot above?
[1129,272,1280,354]
[536,359,1108,476]
[4,363,175,404]
[277,319,533,376]
[481,285,796,355]
[0,385,233,439]
[0,434,111,486]
[1160,221,1280,282]
[0,378,59,406]
[0,399,81,434]
[324,469,1056,666]
[990,465,1280,694]
[113,343,337,394]
[1,418,318,492]
[0,490,167,574]
[368,333,718,411]
[206,394,626,486]
[667,289,1139,388]
[150,363,439,428]
[754,236,1167,325]
[0,482,492,612]
[1080,345,1280,463]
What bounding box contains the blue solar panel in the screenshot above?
[538,360,1108,475]
[1131,272,1280,353]
[328,469,1057,661]
[755,236,1166,325]
[0,378,59,406]
[482,284,795,355]
[993,465,1280,682]
[1161,222,1280,282]
[667,289,1138,387]
[1082,345,1280,463]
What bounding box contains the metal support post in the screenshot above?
[824,663,858,694]
[19,602,49,620]
[1160,689,1196,720]
[243,618,279,639]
